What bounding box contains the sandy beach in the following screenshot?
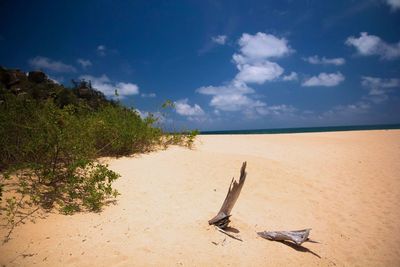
[1,130,400,266]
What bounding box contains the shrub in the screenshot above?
[0,71,198,241]
[61,161,120,214]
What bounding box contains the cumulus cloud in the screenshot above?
[197,82,261,112]
[196,32,295,118]
[282,72,298,81]
[116,82,140,95]
[29,56,76,73]
[174,99,205,117]
[196,81,294,117]
[141,93,156,98]
[345,32,400,60]
[198,82,297,118]
[79,74,139,97]
[304,55,345,65]
[211,35,227,45]
[235,32,293,64]
[385,0,400,11]
[77,58,92,68]
[302,72,345,87]
[231,32,292,84]
[235,61,284,84]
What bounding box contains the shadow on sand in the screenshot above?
[278,240,321,258]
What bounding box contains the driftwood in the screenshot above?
[214,226,243,241]
[208,162,247,229]
[257,229,311,245]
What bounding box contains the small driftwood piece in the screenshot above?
[209,162,247,229]
[214,226,243,241]
[257,229,311,245]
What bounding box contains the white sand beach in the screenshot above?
[1,130,400,266]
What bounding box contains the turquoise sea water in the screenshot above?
[200,124,400,135]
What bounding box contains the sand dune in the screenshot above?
[1,130,400,266]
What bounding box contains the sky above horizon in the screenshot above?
[1,0,400,131]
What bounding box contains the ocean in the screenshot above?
[200,124,400,135]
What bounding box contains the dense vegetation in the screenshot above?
[0,67,197,239]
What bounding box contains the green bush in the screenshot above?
[0,94,112,210]
[90,105,162,156]
[0,72,198,241]
[61,161,120,214]
[0,89,197,214]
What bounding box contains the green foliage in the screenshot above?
[90,105,163,156]
[164,129,199,149]
[61,162,120,214]
[5,197,18,225]
[0,77,198,214]
[0,93,145,213]
[161,99,175,109]
[0,68,198,242]
[186,129,200,148]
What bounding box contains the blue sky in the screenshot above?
[1,0,400,131]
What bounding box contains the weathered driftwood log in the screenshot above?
[257,229,311,245]
[208,162,247,229]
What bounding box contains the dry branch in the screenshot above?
[257,229,311,245]
[214,226,243,241]
[208,162,247,229]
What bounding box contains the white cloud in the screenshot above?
[135,109,147,119]
[48,75,64,84]
[197,81,297,118]
[196,81,254,96]
[174,99,205,117]
[29,56,76,73]
[325,76,399,118]
[196,32,295,117]
[230,32,290,85]
[361,76,400,103]
[236,32,293,64]
[211,35,227,45]
[386,0,400,11]
[235,61,284,84]
[210,93,264,112]
[327,101,371,116]
[257,104,297,116]
[141,93,156,98]
[282,72,298,81]
[345,32,400,60]
[77,58,92,68]
[323,75,400,120]
[361,76,400,95]
[197,81,287,118]
[79,74,139,97]
[116,82,139,95]
[197,81,262,113]
[135,109,167,123]
[304,55,345,65]
[97,45,107,56]
[302,72,345,87]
